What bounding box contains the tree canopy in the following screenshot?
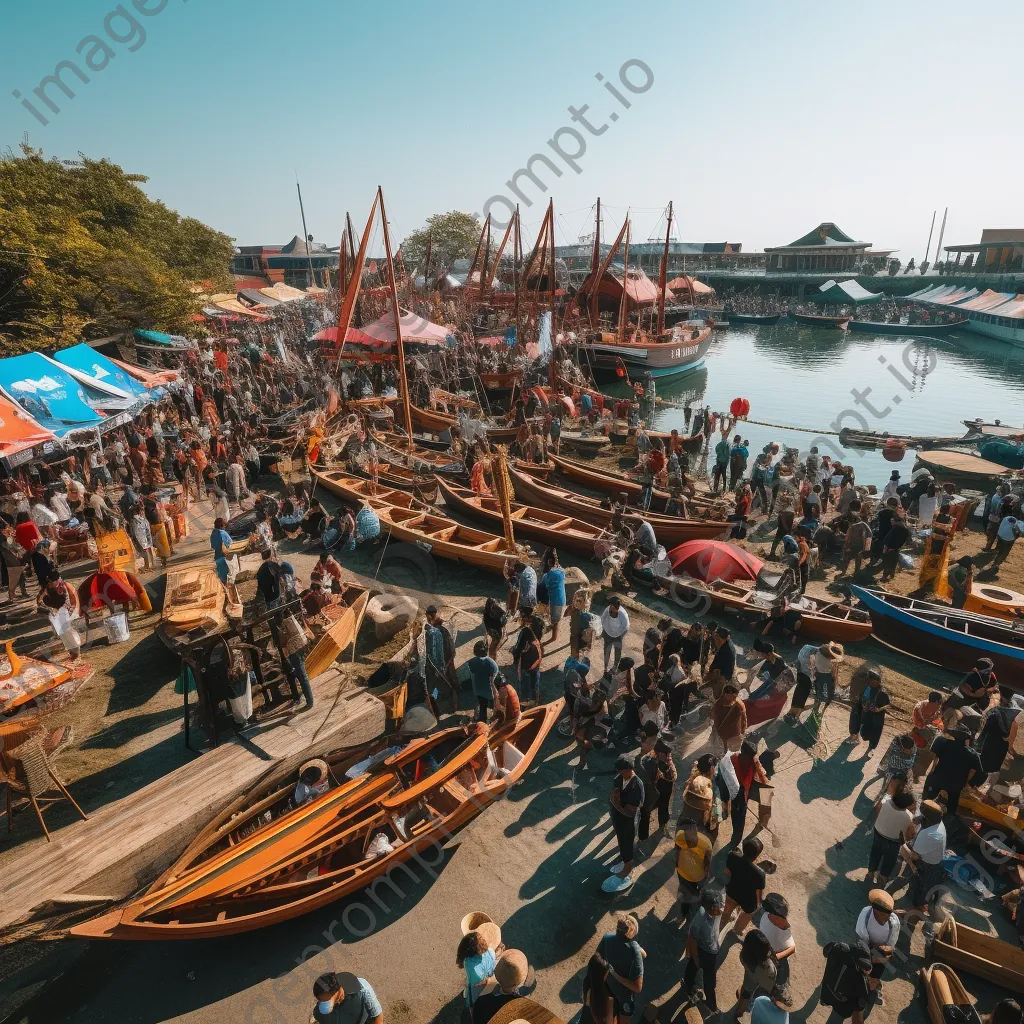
[0,147,234,353]
[400,210,484,274]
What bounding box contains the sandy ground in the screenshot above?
[4,465,1023,1023]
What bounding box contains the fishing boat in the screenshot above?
[850,586,1024,688]
[436,477,607,558]
[657,572,872,643]
[579,325,714,381]
[838,427,982,451]
[919,965,978,1024]
[847,317,969,335]
[369,432,465,477]
[478,370,522,392]
[303,583,370,678]
[913,449,1013,487]
[513,458,556,479]
[350,462,440,501]
[508,466,728,546]
[313,470,528,573]
[161,567,227,636]
[963,419,1024,441]
[70,703,562,940]
[549,454,728,517]
[788,311,851,329]
[559,430,611,456]
[725,312,782,325]
[931,917,1024,993]
[410,404,520,444]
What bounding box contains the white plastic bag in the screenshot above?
[103,612,130,644]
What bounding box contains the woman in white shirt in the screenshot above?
[855,890,899,1002]
[867,790,914,886]
[758,892,796,988]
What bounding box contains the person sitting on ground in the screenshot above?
[311,550,344,591]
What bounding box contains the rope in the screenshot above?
[738,418,841,437]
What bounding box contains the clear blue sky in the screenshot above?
[3,0,1022,261]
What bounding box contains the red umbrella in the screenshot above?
[668,540,764,583]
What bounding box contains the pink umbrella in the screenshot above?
[668,540,764,583]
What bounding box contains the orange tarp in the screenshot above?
[0,392,55,460]
[667,275,715,296]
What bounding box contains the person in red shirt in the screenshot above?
[649,442,667,485]
[14,512,42,555]
[730,484,753,539]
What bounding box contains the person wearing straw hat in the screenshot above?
[294,759,330,808]
[457,924,500,1011]
[311,970,383,1024]
[854,889,899,1005]
[471,950,529,1023]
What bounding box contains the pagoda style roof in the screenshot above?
[766,223,871,252]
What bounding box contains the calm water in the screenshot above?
[634,324,1024,488]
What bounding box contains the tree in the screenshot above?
[0,146,234,353]
[400,211,484,275]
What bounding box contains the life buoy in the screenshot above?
[882,443,905,462]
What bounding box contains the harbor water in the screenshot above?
[636,324,1024,488]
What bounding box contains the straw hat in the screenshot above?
[868,888,894,913]
[487,997,566,1024]
[821,641,845,662]
[617,913,640,939]
[298,758,328,783]
[474,922,502,951]
[494,949,529,990]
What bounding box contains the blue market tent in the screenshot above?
[53,344,150,400]
[810,279,883,305]
[134,328,189,346]
[0,352,103,438]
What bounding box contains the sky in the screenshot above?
[2,0,1023,262]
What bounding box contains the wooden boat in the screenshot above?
[850,585,1024,688]
[161,567,227,635]
[550,454,727,516]
[70,703,563,939]
[725,312,782,325]
[931,917,1024,993]
[914,449,1013,487]
[659,574,872,642]
[513,458,556,479]
[478,370,522,391]
[0,641,72,715]
[578,324,713,381]
[410,404,519,444]
[559,430,611,456]
[848,317,969,335]
[963,584,1024,621]
[350,462,440,500]
[955,792,1024,837]
[370,432,465,476]
[310,470,430,511]
[313,470,527,573]
[919,965,980,1024]
[963,419,1024,441]
[508,465,728,546]
[304,583,370,678]
[838,427,981,451]
[789,311,851,328]
[436,477,607,558]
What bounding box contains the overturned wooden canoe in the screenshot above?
[436,477,607,558]
[313,469,527,573]
[70,702,563,939]
[931,917,1024,993]
[304,583,370,679]
[508,465,728,547]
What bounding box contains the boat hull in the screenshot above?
[304,586,369,678]
[726,313,782,325]
[847,318,969,335]
[789,312,851,328]
[580,327,713,381]
[851,585,1024,688]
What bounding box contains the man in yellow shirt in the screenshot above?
[675,818,712,926]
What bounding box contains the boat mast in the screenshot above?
[922,209,936,267]
[546,198,556,315]
[492,448,517,554]
[617,217,631,345]
[334,195,381,372]
[378,186,414,447]
[657,200,673,336]
[481,216,492,301]
[590,217,629,335]
[423,229,432,293]
[933,207,949,272]
[296,179,317,288]
[590,198,601,329]
[513,206,522,344]
[466,215,489,298]
[484,216,515,301]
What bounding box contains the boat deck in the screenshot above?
[0,682,384,935]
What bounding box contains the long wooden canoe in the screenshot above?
[370,432,465,476]
[914,449,1012,487]
[303,583,370,678]
[508,465,728,546]
[851,585,1024,688]
[349,461,440,499]
[436,477,607,558]
[919,965,977,1024]
[410,404,519,444]
[931,917,1024,993]
[70,702,563,939]
[789,311,851,328]
[313,469,527,573]
[963,420,1024,440]
[550,454,728,516]
[660,573,872,643]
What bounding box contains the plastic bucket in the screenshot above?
[103,612,130,644]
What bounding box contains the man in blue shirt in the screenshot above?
[541,557,567,643]
[466,640,500,722]
[312,971,383,1024]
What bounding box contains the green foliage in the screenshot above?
[400,210,483,275]
[0,147,235,352]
